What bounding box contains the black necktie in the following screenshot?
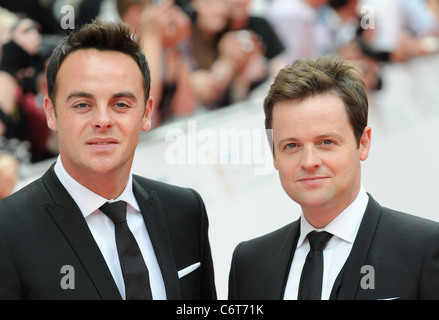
[99,201,153,300]
[298,231,333,300]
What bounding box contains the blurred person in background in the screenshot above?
[428,0,439,18]
[267,0,330,63]
[0,18,57,163]
[180,0,267,109]
[2,0,112,35]
[0,152,19,199]
[117,0,196,126]
[0,8,20,199]
[324,0,439,92]
[227,0,287,97]
[319,0,360,55]
[0,18,58,197]
[1,0,59,34]
[0,7,18,46]
[318,0,382,91]
[358,0,439,62]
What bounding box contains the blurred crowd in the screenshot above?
[1,0,439,198]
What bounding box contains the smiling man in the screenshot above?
[0,19,216,300]
[228,55,439,300]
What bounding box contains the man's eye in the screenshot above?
[114,102,130,110]
[74,103,90,109]
[285,143,298,150]
[320,139,336,147]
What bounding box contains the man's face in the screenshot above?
[44,49,152,182]
[272,93,371,224]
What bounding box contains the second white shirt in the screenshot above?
[283,186,369,300]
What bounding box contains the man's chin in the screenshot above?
[291,192,335,211]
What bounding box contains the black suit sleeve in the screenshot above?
[419,224,439,299]
[228,242,243,300]
[0,231,22,299]
[190,189,217,300]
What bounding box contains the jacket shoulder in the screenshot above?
[132,175,208,227]
[0,178,47,217]
[378,204,439,236]
[237,222,297,254]
[132,175,204,206]
[232,221,298,271]
[229,221,299,299]
[365,194,439,237]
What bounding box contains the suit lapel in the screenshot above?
[268,219,300,299]
[133,179,181,300]
[42,165,121,300]
[330,194,382,299]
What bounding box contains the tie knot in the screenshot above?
[100,201,127,225]
[307,231,333,251]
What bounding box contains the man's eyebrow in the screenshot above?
[111,92,138,102]
[65,91,138,102]
[66,91,94,102]
[315,132,345,141]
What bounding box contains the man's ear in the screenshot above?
[141,96,154,132]
[359,126,372,161]
[44,96,58,132]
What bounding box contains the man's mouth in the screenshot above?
[86,138,119,149]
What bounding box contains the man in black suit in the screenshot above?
[0,19,216,300]
[228,55,439,300]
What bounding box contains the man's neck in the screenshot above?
[80,172,129,200]
[302,185,362,229]
[59,158,131,200]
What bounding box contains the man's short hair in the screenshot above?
[46,18,150,105]
[263,55,368,147]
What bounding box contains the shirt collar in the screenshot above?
[54,156,140,218]
[298,185,369,247]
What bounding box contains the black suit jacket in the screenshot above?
[0,164,216,300]
[229,194,439,300]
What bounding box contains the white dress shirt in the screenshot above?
[283,185,369,300]
[54,157,166,299]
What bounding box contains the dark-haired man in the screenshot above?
[0,19,216,300]
[228,55,439,300]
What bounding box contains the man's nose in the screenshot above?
[300,147,322,171]
[92,107,113,130]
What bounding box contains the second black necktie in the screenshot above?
[298,230,333,300]
[100,200,153,300]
